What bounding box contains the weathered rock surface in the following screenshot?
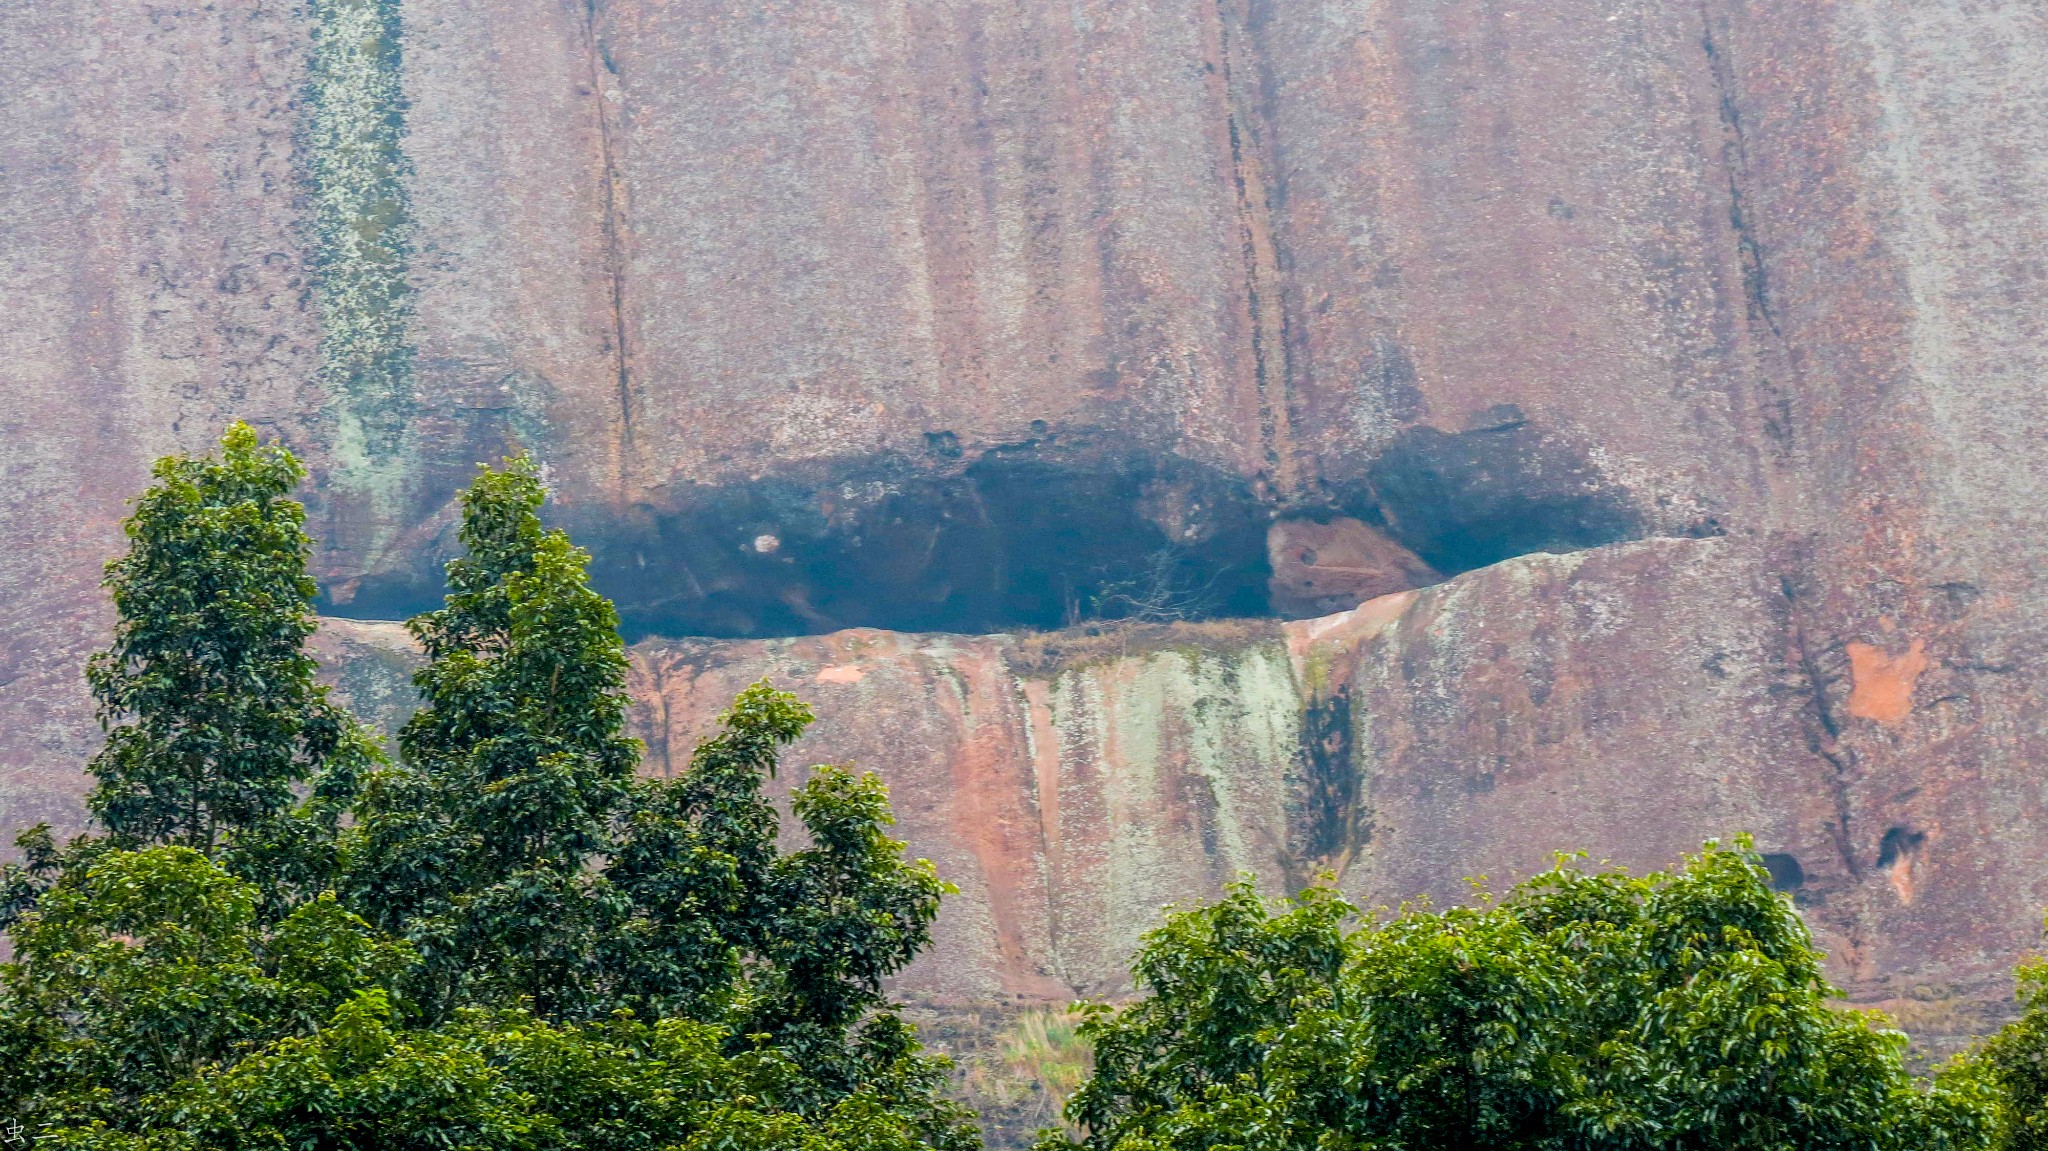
[1266,517,1437,618]
[0,0,318,839]
[4,0,2048,1047]
[312,534,2037,1051]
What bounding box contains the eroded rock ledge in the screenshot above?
[315,533,2013,1051]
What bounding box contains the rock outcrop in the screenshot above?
[314,532,2034,1050]
[1266,517,1438,618]
[4,0,2047,1046]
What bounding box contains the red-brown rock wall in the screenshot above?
[0,0,320,837]
[3,0,2046,1045]
[321,537,2013,1034]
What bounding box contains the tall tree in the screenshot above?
[3,442,975,1150]
[1976,931,2048,1150]
[343,456,641,1022]
[81,423,377,867]
[341,455,958,1126]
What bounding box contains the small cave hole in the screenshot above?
[1363,418,1640,574]
[1761,853,1805,892]
[1876,826,1926,871]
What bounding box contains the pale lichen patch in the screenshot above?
[304,0,418,547]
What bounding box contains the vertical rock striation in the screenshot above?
[0,0,320,840]
[305,0,417,517]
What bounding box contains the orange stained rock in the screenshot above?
[1888,851,1919,907]
[1845,638,1929,726]
[1267,518,1438,618]
[1283,588,1420,684]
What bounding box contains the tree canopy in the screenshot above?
[0,427,973,1151]
[1049,844,2002,1151]
[79,422,381,906]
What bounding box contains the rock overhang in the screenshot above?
[319,416,1663,642]
[314,535,1838,1003]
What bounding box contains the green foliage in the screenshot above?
[1975,943,2048,1150]
[0,846,409,1133]
[344,458,641,1022]
[215,999,972,1151]
[957,1010,1094,1140]
[1,827,968,1150]
[604,682,812,1022]
[83,423,379,871]
[0,445,972,1149]
[1053,841,1995,1151]
[0,823,70,930]
[607,683,954,1096]
[744,759,953,1089]
[344,459,959,1112]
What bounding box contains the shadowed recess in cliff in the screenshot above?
[323,419,1648,639]
[324,439,1273,638]
[583,443,1279,640]
[1359,408,1645,573]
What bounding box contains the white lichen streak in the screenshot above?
[305,0,417,546]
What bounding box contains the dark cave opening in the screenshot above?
[1877,826,1927,871]
[1362,408,1640,574]
[323,420,1646,641]
[1761,853,1806,892]
[583,445,1279,641]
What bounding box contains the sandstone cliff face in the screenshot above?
[0,1,318,838]
[313,532,2033,1051]
[4,0,2047,1043]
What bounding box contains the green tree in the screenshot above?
[23,982,971,1151]
[80,423,379,875]
[0,846,410,1135]
[343,457,641,1022]
[337,458,968,1145]
[0,824,65,931]
[607,687,954,1096]
[1974,933,2048,1150]
[602,683,808,1022]
[750,763,954,1087]
[3,440,974,1150]
[1055,841,1992,1151]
